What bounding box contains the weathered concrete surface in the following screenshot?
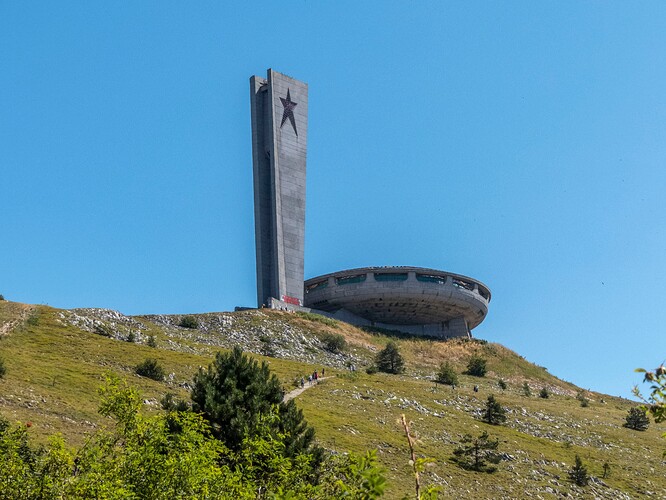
[250,69,308,308]
[303,266,491,338]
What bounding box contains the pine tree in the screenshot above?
[191,347,318,457]
[375,341,405,374]
[436,361,458,386]
[482,395,506,425]
[453,431,501,472]
[623,407,650,431]
[568,455,589,486]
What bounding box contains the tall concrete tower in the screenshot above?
[250,69,308,308]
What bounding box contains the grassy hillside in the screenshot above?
[0,300,664,498]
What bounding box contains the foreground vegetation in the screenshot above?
[0,300,665,498]
[0,376,386,499]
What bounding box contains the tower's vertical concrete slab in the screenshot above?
[250,69,308,307]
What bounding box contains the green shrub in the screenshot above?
[576,391,589,407]
[365,365,378,375]
[568,455,589,486]
[465,355,487,377]
[147,335,157,348]
[624,407,650,431]
[26,312,40,327]
[0,377,387,498]
[0,294,5,301]
[522,382,531,397]
[295,311,338,328]
[94,324,112,337]
[453,431,501,473]
[497,379,507,390]
[436,362,458,386]
[375,341,405,374]
[539,387,549,399]
[0,357,6,378]
[126,331,136,343]
[320,332,347,353]
[160,392,189,412]
[482,395,506,425]
[191,346,318,458]
[179,316,199,329]
[135,358,165,381]
[258,334,271,343]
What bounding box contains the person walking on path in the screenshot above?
[283,375,335,403]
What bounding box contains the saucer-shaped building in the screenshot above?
[303,266,491,338]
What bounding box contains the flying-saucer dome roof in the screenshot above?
[303,266,490,329]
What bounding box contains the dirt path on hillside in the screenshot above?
[0,303,33,336]
[283,376,335,403]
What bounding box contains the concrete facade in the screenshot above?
[303,267,491,338]
[250,69,308,307]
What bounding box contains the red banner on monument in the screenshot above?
[281,295,302,306]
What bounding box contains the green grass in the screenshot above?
[295,310,339,328]
[0,301,664,497]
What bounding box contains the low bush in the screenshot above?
[436,362,458,386]
[160,392,189,412]
[0,294,5,301]
[26,312,40,327]
[465,355,487,377]
[576,391,589,407]
[539,387,549,399]
[497,379,507,390]
[320,332,347,353]
[147,335,157,348]
[135,358,165,381]
[0,357,6,378]
[94,324,112,337]
[179,316,199,329]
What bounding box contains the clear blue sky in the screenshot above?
[2,2,665,399]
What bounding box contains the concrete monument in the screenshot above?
[250,69,308,308]
[249,69,490,338]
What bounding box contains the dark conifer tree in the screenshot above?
[453,431,501,472]
[483,395,506,425]
[375,341,405,374]
[623,407,650,431]
[191,347,317,457]
[568,455,589,486]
